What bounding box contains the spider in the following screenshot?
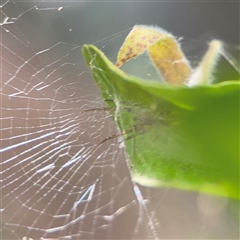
[82,99,171,145]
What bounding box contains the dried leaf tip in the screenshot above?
[116,25,192,85]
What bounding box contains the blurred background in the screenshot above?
[1,1,239,239]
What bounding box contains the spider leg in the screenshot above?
[99,128,135,144]
[100,133,122,144]
[81,107,115,113]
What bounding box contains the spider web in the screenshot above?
[0,2,160,239]
[1,1,239,240]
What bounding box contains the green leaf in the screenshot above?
[82,44,240,199]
